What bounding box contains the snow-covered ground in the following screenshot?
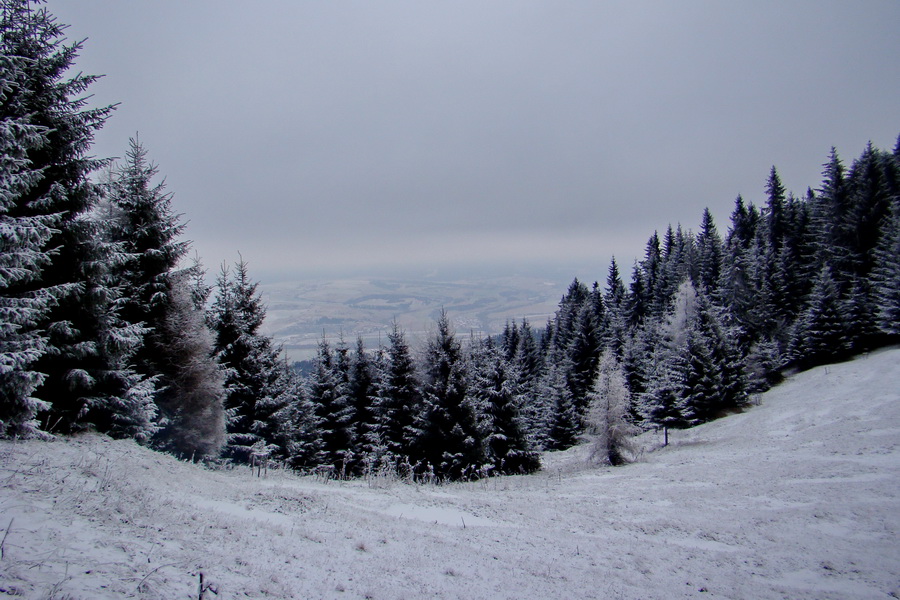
[2,348,898,599]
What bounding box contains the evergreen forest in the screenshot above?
[1,1,898,482]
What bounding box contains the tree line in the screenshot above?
[1,1,898,481]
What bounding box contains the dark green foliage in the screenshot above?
[542,357,580,450]
[211,259,291,461]
[106,138,226,456]
[872,208,900,336]
[468,339,540,475]
[695,208,723,295]
[308,338,356,471]
[414,311,483,480]
[371,323,421,462]
[788,266,847,369]
[0,0,157,438]
[0,55,55,437]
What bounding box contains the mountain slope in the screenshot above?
[1,348,898,599]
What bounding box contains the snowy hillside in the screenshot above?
[1,348,898,600]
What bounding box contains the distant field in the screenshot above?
[260,273,571,359]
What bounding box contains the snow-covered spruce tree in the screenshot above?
[810,148,850,272]
[620,322,660,426]
[658,225,694,314]
[585,350,639,466]
[78,224,160,441]
[270,363,322,470]
[0,56,55,437]
[638,279,745,438]
[543,279,606,421]
[843,143,897,281]
[500,320,520,363]
[565,285,605,414]
[639,232,663,318]
[603,257,629,356]
[807,142,898,351]
[414,310,483,480]
[764,167,787,251]
[347,336,377,469]
[872,206,900,337]
[509,319,547,446]
[105,138,226,456]
[638,336,695,446]
[694,208,723,296]
[788,265,848,369]
[0,1,154,437]
[692,291,748,419]
[541,354,581,451]
[467,337,539,475]
[307,338,356,473]
[210,259,292,461]
[743,336,783,393]
[370,322,421,467]
[107,137,188,337]
[717,196,762,348]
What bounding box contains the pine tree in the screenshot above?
[727,195,759,251]
[639,341,695,445]
[625,261,647,328]
[347,336,376,465]
[744,337,783,393]
[678,328,721,423]
[774,193,816,323]
[844,143,896,280]
[658,224,693,313]
[0,55,55,437]
[511,320,549,448]
[638,280,745,436]
[765,167,787,249]
[872,207,900,336]
[280,368,323,470]
[308,338,356,472]
[602,260,629,357]
[468,338,539,475]
[811,148,850,271]
[210,259,290,460]
[105,138,226,455]
[788,265,847,369]
[695,208,723,295]
[414,310,483,480]
[513,319,542,390]
[640,232,663,318]
[107,137,188,333]
[542,355,580,451]
[371,322,421,463]
[564,293,603,414]
[1,1,149,437]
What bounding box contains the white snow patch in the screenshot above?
[382,502,500,527]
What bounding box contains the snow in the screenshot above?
[2,347,899,599]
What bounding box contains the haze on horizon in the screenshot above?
[51,1,900,284]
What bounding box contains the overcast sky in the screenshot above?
[50,1,900,283]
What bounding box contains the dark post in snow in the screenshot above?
[199,572,218,598]
[250,450,269,477]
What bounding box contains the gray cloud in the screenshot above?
[51,0,900,281]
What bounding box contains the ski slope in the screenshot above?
[1,347,898,599]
